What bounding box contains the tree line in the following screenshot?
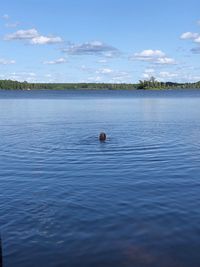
[0,80,137,90]
[137,76,200,89]
[0,77,200,90]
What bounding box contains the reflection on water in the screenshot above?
[0,89,200,267]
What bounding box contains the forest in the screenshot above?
[0,77,200,90]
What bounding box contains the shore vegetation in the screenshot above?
[1,77,200,90]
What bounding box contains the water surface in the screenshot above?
[1,89,200,267]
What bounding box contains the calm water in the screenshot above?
[1,89,200,267]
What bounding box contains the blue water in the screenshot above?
[1,89,200,267]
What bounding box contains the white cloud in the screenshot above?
[155,57,176,64]
[43,57,67,64]
[142,73,151,79]
[88,76,102,82]
[97,59,108,63]
[5,28,38,40]
[96,68,113,74]
[31,35,62,45]
[135,49,165,58]
[45,74,52,78]
[26,72,36,77]
[0,58,15,65]
[2,14,19,28]
[180,30,200,52]
[84,66,131,83]
[4,28,62,45]
[176,74,200,83]
[95,68,130,80]
[194,36,200,43]
[132,49,176,65]
[1,72,37,82]
[159,71,178,78]
[142,69,178,81]
[103,51,119,58]
[180,32,199,40]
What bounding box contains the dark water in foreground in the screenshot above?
[1,89,200,267]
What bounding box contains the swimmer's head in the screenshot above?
[99,132,106,142]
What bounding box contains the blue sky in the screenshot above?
[0,0,200,83]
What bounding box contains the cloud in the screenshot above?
[45,74,52,78]
[82,65,131,83]
[81,65,129,79]
[194,36,200,43]
[155,57,176,64]
[43,57,67,64]
[132,49,176,65]
[0,72,37,82]
[135,49,165,58]
[26,72,36,77]
[177,74,200,83]
[159,71,178,78]
[97,59,108,63]
[0,58,15,65]
[142,73,151,79]
[17,73,35,82]
[180,30,200,44]
[63,41,119,56]
[96,68,113,74]
[4,28,62,45]
[180,32,199,40]
[87,76,102,82]
[95,67,131,83]
[87,72,131,83]
[2,14,20,28]
[31,36,62,45]
[180,20,200,56]
[96,67,129,77]
[191,47,200,54]
[103,51,119,58]
[5,28,38,40]
[142,69,177,81]
[180,30,200,53]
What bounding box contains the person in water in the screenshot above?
[99,132,106,141]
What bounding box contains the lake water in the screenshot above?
[1,89,200,267]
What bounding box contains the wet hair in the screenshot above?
[99,132,106,141]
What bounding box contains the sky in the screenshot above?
[0,0,200,83]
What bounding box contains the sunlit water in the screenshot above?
[1,89,200,267]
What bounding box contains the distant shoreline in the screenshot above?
[1,88,200,92]
[0,79,200,90]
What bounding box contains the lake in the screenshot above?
[1,89,200,267]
